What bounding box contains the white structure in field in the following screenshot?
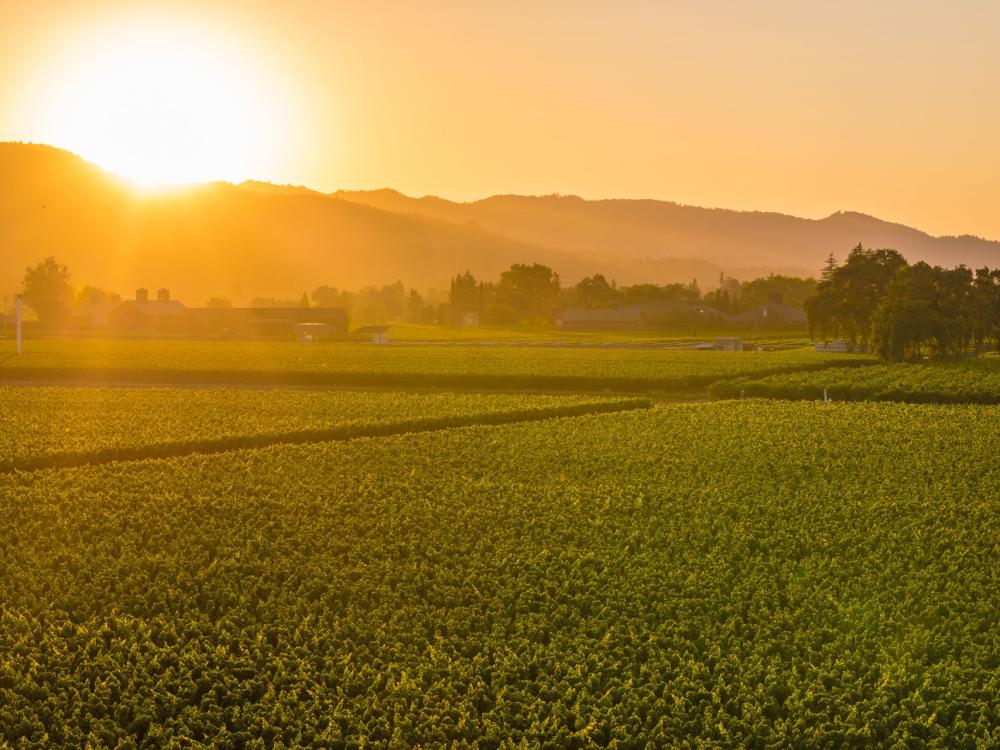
[354,325,391,344]
[712,337,743,351]
[815,339,862,353]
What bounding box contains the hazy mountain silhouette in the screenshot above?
[2,143,997,303]
[0,144,586,302]
[333,189,1000,274]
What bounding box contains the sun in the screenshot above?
[23,15,292,187]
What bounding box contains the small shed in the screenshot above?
[354,324,391,344]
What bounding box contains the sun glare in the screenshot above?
[23,16,292,187]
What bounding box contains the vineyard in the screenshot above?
[1,401,997,747]
[0,338,870,392]
[711,356,1000,404]
[384,323,812,346]
[0,387,644,472]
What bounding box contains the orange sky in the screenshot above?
[2,0,999,239]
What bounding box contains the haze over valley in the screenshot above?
[3,142,997,303]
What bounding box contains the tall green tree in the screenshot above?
[805,244,907,347]
[739,275,817,309]
[871,263,972,361]
[820,253,838,281]
[22,256,74,324]
[449,272,480,315]
[620,282,698,306]
[568,274,621,309]
[971,267,1000,352]
[494,263,561,322]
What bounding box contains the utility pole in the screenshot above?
[1,294,6,337]
[15,294,22,354]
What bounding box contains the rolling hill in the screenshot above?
[0,144,584,303]
[2,142,997,304]
[333,189,1000,276]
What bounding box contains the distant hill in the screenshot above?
[333,189,1000,276]
[0,144,586,302]
[2,142,997,304]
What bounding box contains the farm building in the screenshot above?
[109,288,188,334]
[186,306,349,339]
[354,324,391,344]
[558,307,645,331]
[629,301,729,328]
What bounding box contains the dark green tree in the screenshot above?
[871,263,973,361]
[821,253,838,282]
[805,244,907,348]
[493,263,561,322]
[404,288,428,323]
[739,275,817,309]
[449,272,480,318]
[568,274,621,309]
[971,267,1000,352]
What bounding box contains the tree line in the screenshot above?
[434,265,813,326]
[805,244,1000,361]
[15,257,816,328]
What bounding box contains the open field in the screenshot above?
[1,401,997,746]
[711,355,1000,404]
[0,387,645,472]
[0,338,870,392]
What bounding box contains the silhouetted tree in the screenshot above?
[972,267,1000,352]
[821,253,838,282]
[312,285,352,309]
[806,244,907,347]
[871,263,972,361]
[739,275,816,309]
[449,272,480,320]
[23,256,74,324]
[569,274,621,309]
[492,263,561,322]
[404,289,430,323]
[380,281,406,320]
[77,286,116,305]
[620,283,697,306]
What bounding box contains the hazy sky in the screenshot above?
[3,0,999,239]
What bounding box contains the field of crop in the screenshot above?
[0,387,643,471]
[0,338,869,391]
[387,322,811,346]
[712,356,1000,404]
[1,401,996,747]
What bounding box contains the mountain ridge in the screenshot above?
[2,142,997,303]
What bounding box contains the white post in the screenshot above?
[15,294,22,354]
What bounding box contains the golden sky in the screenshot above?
[2,0,999,239]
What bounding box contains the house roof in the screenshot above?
[120,300,187,316]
